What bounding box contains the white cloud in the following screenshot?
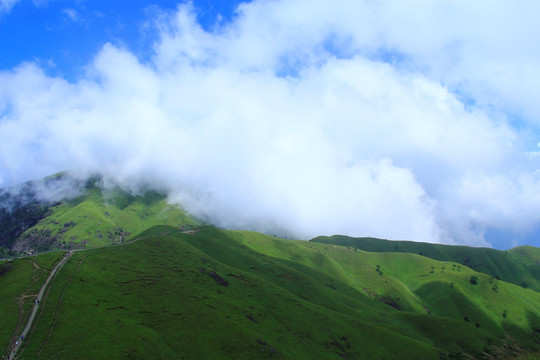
[0,0,20,13]
[62,8,77,22]
[32,0,51,7]
[1,1,540,246]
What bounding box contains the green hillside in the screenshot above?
[3,226,539,359]
[0,252,64,354]
[311,235,540,292]
[1,175,198,254]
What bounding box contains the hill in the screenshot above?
[0,174,198,255]
[311,235,540,292]
[2,226,539,359]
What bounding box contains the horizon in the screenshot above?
[1,0,540,249]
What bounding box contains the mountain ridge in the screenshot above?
[0,173,198,256]
[311,235,540,292]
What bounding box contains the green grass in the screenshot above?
[311,235,540,292]
[0,252,64,354]
[19,184,198,251]
[8,226,540,359]
[238,232,540,349]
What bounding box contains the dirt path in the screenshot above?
[8,260,51,348]
[7,251,72,360]
[35,253,86,357]
[4,226,188,359]
[25,259,46,272]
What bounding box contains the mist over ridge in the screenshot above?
[2,1,540,247]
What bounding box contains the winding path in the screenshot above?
[7,251,72,360]
[4,227,191,359]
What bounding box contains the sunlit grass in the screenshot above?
[7,226,539,359]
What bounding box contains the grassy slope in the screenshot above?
[13,226,540,359]
[311,235,540,293]
[232,232,540,348]
[21,185,198,250]
[0,252,64,354]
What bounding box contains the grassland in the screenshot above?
[13,181,198,252]
[4,226,538,359]
[0,252,64,354]
[312,235,540,292]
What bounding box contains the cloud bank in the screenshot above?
[2,1,540,246]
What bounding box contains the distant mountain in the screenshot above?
[0,173,198,256]
[1,226,540,359]
[311,235,540,292]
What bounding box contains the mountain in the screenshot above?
[0,173,198,256]
[2,175,540,359]
[2,226,540,359]
[311,235,540,292]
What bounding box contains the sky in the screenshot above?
[1,0,540,249]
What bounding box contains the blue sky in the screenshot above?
[2,0,540,249]
[0,0,244,79]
